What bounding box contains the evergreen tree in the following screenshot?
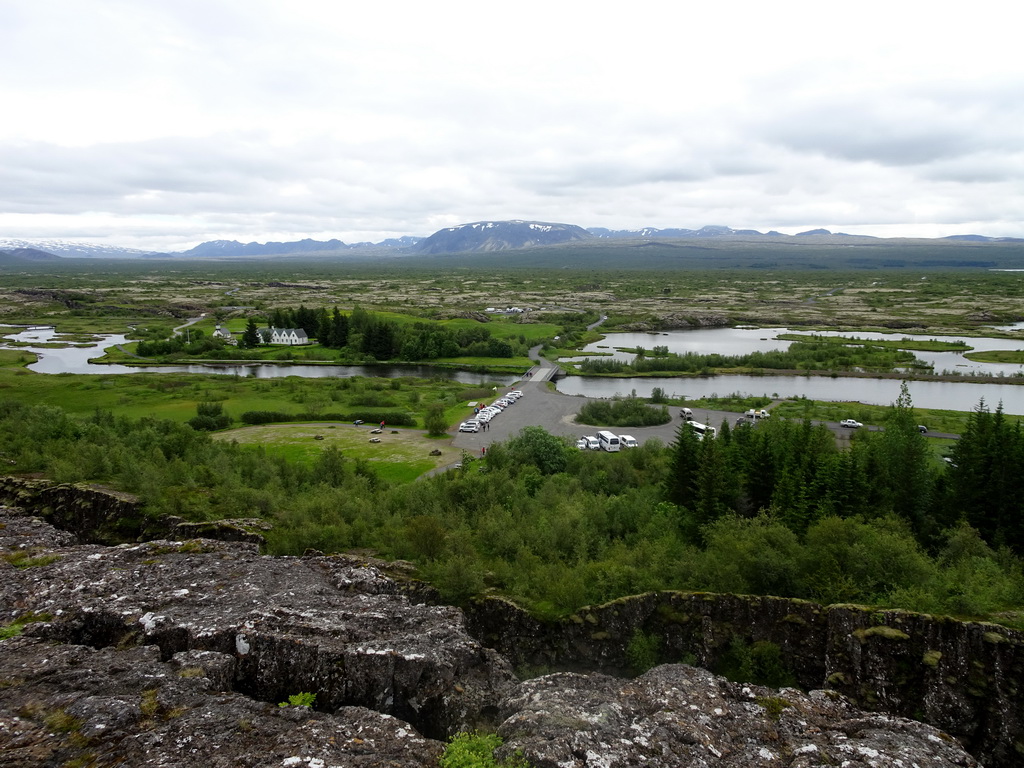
[332,309,349,348]
[240,317,261,349]
[295,304,318,336]
[944,400,1024,552]
[876,383,934,538]
[693,434,736,530]
[665,419,702,507]
[270,307,290,328]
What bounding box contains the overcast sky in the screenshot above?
[2,1,1023,251]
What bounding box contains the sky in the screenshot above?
[2,0,1023,252]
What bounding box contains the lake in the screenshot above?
[557,327,1024,414]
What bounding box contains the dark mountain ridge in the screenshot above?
[4,221,1024,265]
[411,219,591,254]
[0,247,63,264]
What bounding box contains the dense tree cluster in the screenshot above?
[0,388,1021,625]
[247,305,525,361]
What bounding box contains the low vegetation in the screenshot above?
[575,395,671,427]
[2,388,1022,628]
[578,340,927,376]
[440,732,529,768]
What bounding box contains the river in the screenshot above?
[6,324,1024,413]
[0,326,519,386]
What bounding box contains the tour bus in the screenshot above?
[687,422,717,441]
[597,430,621,452]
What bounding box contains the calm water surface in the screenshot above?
[559,326,1024,414]
[6,324,1024,413]
[0,326,517,386]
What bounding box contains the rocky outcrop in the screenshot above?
[0,477,269,546]
[0,505,991,767]
[497,666,978,767]
[0,476,148,543]
[465,592,1024,767]
[617,312,730,332]
[0,637,444,768]
[0,507,513,742]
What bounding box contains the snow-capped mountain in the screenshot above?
[0,239,159,259]
[587,225,769,238]
[412,220,592,254]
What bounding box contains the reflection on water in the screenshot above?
[0,325,518,386]
[557,326,1024,414]
[6,324,1024,412]
[568,326,1024,377]
[556,374,1024,415]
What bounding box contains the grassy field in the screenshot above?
[964,350,1024,363]
[212,422,455,483]
[0,353,506,428]
[775,333,974,351]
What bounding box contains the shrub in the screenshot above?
[439,732,529,768]
[278,692,316,707]
[715,638,797,688]
[626,629,661,673]
[576,397,671,427]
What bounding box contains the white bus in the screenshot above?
[597,430,621,452]
[687,422,717,441]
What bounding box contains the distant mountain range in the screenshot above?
[0,246,64,265]
[2,223,1023,261]
[412,220,591,254]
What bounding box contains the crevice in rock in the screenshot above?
[35,606,492,742]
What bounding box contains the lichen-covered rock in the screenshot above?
[466,592,1024,766]
[0,506,516,740]
[0,636,444,768]
[497,665,979,768]
[0,476,146,543]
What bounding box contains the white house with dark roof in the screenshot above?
[258,327,310,345]
[212,325,236,344]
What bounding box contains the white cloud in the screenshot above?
[1,0,1023,250]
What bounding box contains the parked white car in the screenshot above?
[619,434,639,448]
[459,420,480,432]
[583,435,600,450]
[575,438,589,450]
[840,419,863,428]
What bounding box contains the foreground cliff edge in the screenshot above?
[0,501,1008,767]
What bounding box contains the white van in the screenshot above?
[619,434,638,448]
[681,407,693,420]
[687,422,716,440]
[597,430,621,452]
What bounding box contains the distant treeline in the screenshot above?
[579,341,925,375]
